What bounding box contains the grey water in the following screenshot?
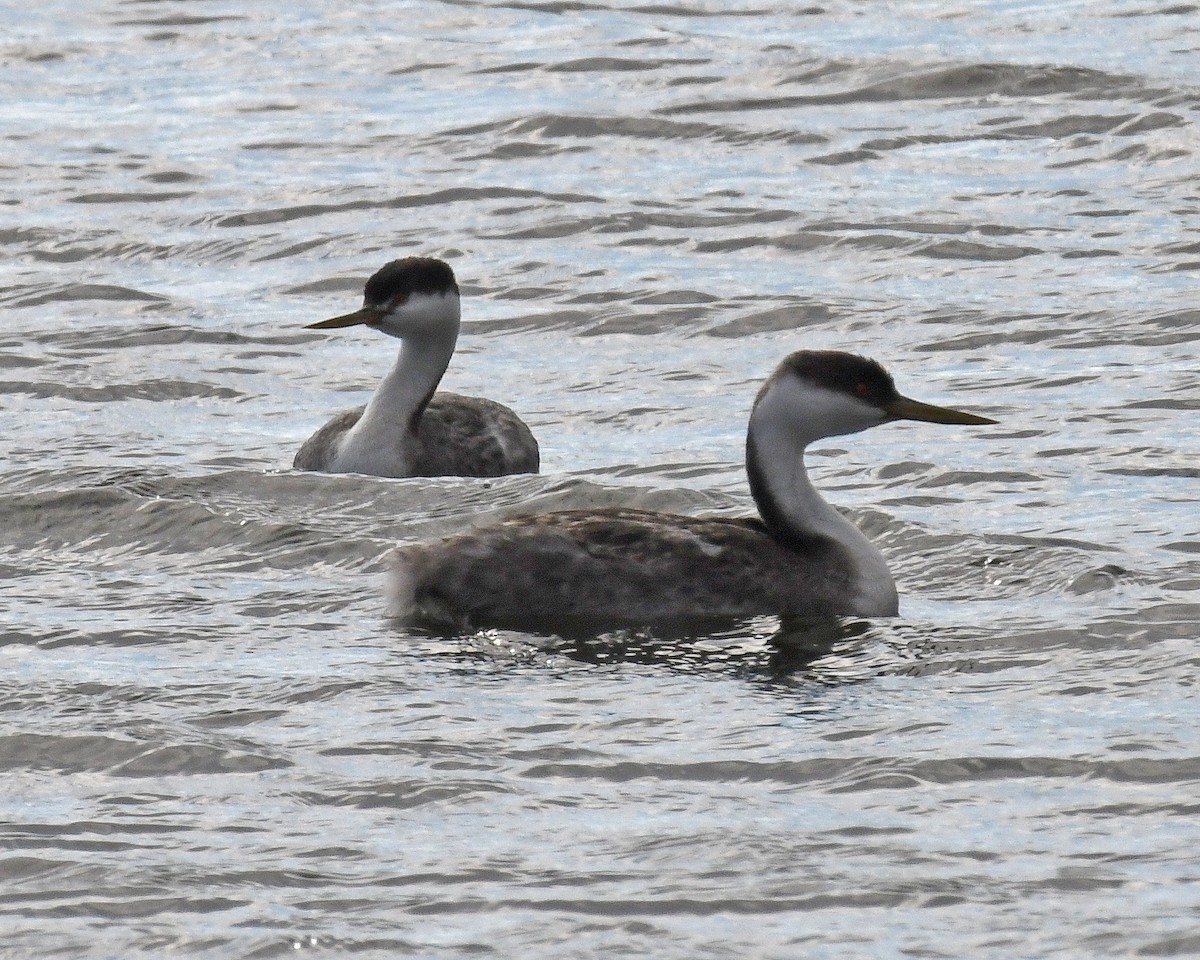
[3,1,1200,956]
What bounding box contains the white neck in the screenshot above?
[746,385,898,615]
[334,296,460,475]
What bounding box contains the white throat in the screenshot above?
[333,292,461,476]
[746,383,898,616]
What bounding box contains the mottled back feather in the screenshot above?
[293,392,538,477]
[293,410,360,472]
[392,507,855,628]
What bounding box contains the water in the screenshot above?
[3,0,1199,956]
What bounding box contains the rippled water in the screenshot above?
[3,1,1200,956]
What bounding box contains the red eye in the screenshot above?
[854,382,871,400]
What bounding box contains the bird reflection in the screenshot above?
[398,616,882,681]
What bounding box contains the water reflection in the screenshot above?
[396,615,890,681]
[6,0,1200,954]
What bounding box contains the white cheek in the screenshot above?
[783,387,884,439]
[379,291,461,337]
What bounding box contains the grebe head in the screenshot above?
[753,350,996,443]
[305,257,461,341]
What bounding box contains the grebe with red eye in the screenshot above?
[294,257,539,478]
[387,350,996,629]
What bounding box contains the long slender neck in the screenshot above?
[745,411,858,551]
[745,386,897,614]
[362,326,457,432]
[336,320,459,473]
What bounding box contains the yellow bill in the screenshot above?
[886,395,997,426]
[305,307,384,330]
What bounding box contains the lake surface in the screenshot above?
[3,1,1199,956]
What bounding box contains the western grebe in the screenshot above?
[293,257,539,478]
[387,350,995,628]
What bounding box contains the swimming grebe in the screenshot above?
[388,350,994,628]
[294,257,538,478]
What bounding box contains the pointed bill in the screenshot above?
[305,307,384,330]
[886,395,997,426]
